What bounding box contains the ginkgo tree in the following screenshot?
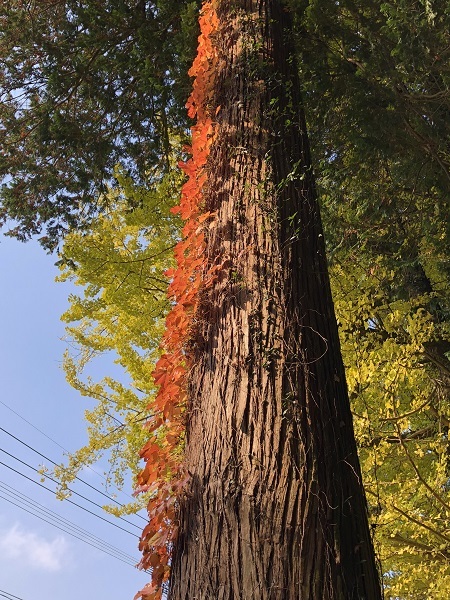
[55,164,180,508]
[332,259,450,599]
[303,2,450,596]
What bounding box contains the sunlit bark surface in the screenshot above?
[169,1,382,598]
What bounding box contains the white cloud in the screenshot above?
[0,523,69,571]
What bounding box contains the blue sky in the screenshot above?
[0,234,150,600]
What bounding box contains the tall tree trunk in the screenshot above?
[169,1,382,598]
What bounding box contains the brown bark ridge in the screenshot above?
[169,0,383,598]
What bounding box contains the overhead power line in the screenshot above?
[0,589,25,600]
[0,492,141,569]
[0,458,137,537]
[0,425,147,523]
[0,480,139,564]
[0,447,141,532]
[0,398,67,452]
[0,398,146,506]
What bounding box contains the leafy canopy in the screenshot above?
[55,163,180,511]
[297,1,450,596]
[0,0,197,250]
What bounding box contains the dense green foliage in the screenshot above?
[55,164,180,511]
[296,1,450,596]
[0,0,197,250]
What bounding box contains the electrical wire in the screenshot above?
[0,398,145,506]
[0,480,138,563]
[0,492,140,569]
[0,491,137,565]
[0,459,137,537]
[0,390,155,578]
[0,590,25,600]
[0,399,67,452]
[0,447,141,532]
[0,426,148,523]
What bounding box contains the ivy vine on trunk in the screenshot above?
[138,1,383,599]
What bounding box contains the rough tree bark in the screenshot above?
[169,1,383,598]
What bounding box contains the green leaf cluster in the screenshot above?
[54,163,180,511]
[0,0,198,249]
[294,2,450,596]
[331,257,450,598]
